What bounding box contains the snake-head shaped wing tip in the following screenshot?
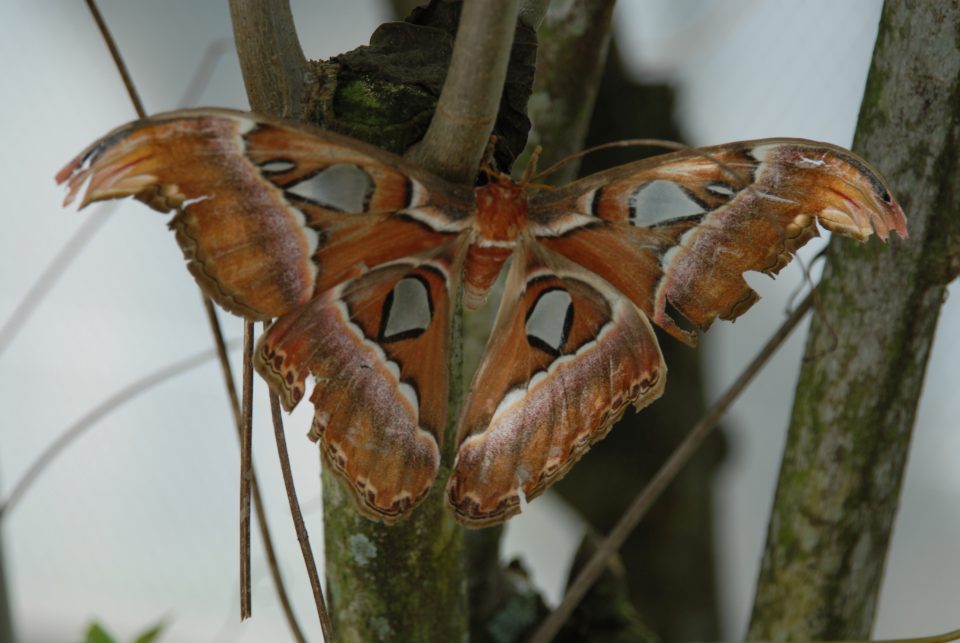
[56,150,96,208]
[756,140,909,243]
[815,185,907,243]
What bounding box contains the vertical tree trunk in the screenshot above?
[748,0,960,638]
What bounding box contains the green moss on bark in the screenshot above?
[322,465,468,643]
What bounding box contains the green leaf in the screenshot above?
[83,622,117,643]
[132,622,164,643]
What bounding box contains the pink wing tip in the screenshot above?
[56,156,90,208]
[889,201,909,240]
[873,197,908,242]
[55,157,81,186]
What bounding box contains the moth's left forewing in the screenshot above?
[447,242,665,527]
[531,139,907,341]
[58,108,473,319]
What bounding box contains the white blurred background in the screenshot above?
[1,1,957,641]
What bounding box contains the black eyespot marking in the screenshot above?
[590,187,604,217]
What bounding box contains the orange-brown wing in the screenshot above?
[257,239,464,523]
[529,139,908,344]
[446,240,665,527]
[57,108,473,320]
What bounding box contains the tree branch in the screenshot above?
[747,0,960,637]
[524,0,616,183]
[228,0,309,118]
[407,0,521,181]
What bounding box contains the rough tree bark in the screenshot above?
[748,0,960,638]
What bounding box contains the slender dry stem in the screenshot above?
[268,389,335,642]
[203,301,307,642]
[84,0,145,118]
[40,3,310,639]
[0,343,237,520]
[239,322,254,619]
[226,2,335,637]
[530,293,814,643]
[0,35,228,362]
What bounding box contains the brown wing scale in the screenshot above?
[256,241,463,523]
[57,108,472,320]
[60,115,907,528]
[447,241,665,527]
[531,139,908,344]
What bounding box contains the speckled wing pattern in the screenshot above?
[447,240,665,526]
[58,109,473,523]
[530,140,908,345]
[58,110,907,527]
[446,139,907,526]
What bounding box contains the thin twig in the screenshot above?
[203,299,243,428]
[268,387,335,642]
[178,38,232,108]
[203,301,307,642]
[84,0,145,118]
[0,208,112,360]
[240,322,254,620]
[0,32,227,363]
[0,343,238,520]
[529,293,815,643]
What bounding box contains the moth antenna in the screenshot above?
[533,138,754,189]
[520,145,543,183]
[480,135,498,173]
[532,138,686,181]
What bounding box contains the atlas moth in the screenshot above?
[57,108,907,527]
